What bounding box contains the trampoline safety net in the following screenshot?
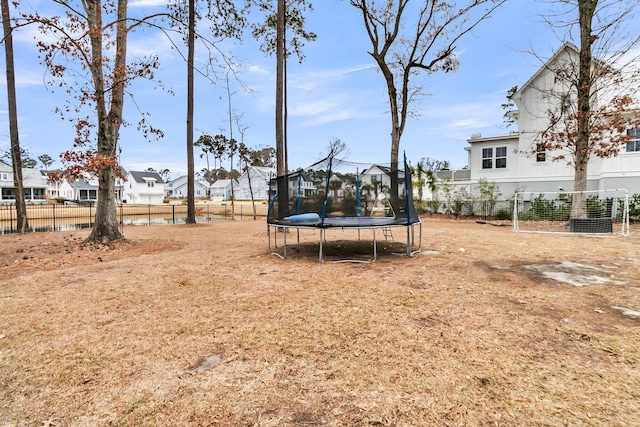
[267,153,420,228]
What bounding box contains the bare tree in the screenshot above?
[1,0,27,232]
[531,0,640,219]
[350,0,507,211]
[19,0,169,243]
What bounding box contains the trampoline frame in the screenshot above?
[267,219,422,263]
[266,152,422,263]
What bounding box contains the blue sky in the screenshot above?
[1,0,576,178]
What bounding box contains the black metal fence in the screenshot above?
[0,202,269,235]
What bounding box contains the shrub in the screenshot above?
[494,208,511,220]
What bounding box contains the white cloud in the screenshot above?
[248,65,269,75]
[0,69,45,88]
[446,117,493,129]
[128,31,181,61]
[299,108,359,127]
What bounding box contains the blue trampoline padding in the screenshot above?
[282,212,321,221]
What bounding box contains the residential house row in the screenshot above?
[0,163,275,205]
[9,44,634,208]
[1,158,412,206]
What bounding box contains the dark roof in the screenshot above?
[129,170,164,184]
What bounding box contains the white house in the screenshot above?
[165,175,209,200]
[123,170,165,204]
[360,164,406,198]
[436,42,640,199]
[0,160,48,204]
[55,170,125,202]
[235,166,275,200]
[210,179,237,201]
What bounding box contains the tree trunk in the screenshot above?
[275,0,289,217]
[185,0,196,223]
[571,0,598,219]
[88,166,122,243]
[389,127,400,214]
[1,0,28,233]
[85,0,125,243]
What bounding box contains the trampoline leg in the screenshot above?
[406,226,410,257]
[267,224,271,253]
[373,228,377,261]
[283,226,287,258]
[319,229,324,263]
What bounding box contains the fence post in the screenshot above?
[172,205,175,224]
[119,203,124,232]
[148,204,151,225]
[89,203,92,227]
[52,204,56,231]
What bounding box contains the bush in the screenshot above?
[494,208,511,221]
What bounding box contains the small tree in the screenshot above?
[20,0,167,243]
[194,134,217,185]
[38,154,54,171]
[475,178,501,218]
[238,142,258,219]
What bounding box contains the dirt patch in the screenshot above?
[1,218,639,426]
[0,231,184,280]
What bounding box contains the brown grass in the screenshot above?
[1,218,639,426]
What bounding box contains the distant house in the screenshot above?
[123,170,165,204]
[360,165,407,198]
[165,175,209,199]
[54,169,125,202]
[235,166,275,200]
[210,179,238,201]
[0,160,48,204]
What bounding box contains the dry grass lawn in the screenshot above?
[1,218,639,426]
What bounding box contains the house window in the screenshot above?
[79,189,97,200]
[496,147,507,168]
[33,189,45,199]
[482,148,493,169]
[2,188,15,200]
[0,173,8,181]
[627,129,640,152]
[482,147,507,169]
[147,181,155,188]
[536,144,546,162]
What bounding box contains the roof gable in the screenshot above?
[128,170,164,184]
[514,42,580,99]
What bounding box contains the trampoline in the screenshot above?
[267,153,422,262]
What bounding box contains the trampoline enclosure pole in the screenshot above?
[296,170,303,214]
[356,168,361,217]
